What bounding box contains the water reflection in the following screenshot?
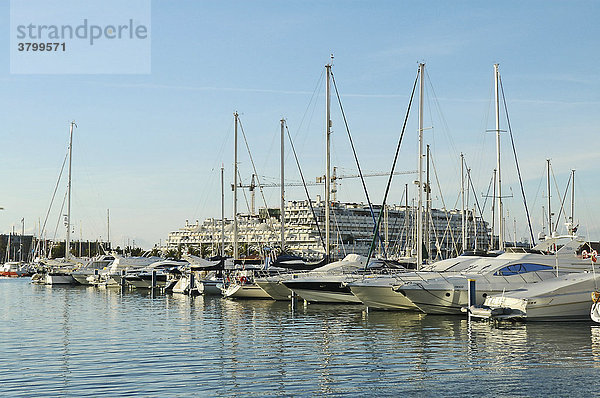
[2,279,600,396]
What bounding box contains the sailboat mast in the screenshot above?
[494,64,504,251]
[233,112,239,261]
[20,218,24,263]
[107,209,110,250]
[280,118,286,253]
[221,164,225,258]
[325,60,332,260]
[425,144,431,260]
[547,158,552,235]
[491,169,496,249]
[461,153,466,253]
[571,169,575,230]
[417,62,425,268]
[66,121,76,260]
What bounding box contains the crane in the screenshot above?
[316,167,417,201]
[235,167,417,212]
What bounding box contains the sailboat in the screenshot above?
[218,112,273,299]
[43,122,80,285]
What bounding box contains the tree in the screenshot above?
[51,242,65,259]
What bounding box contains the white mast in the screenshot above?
[66,121,76,261]
[494,64,504,251]
[417,63,425,268]
[570,169,575,233]
[107,209,110,250]
[325,58,332,260]
[233,112,239,261]
[425,145,431,260]
[221,164,225,257]
[547,158,552,235]
[461,153,466,253]
[280,118,286,253]
[20,218,24,263]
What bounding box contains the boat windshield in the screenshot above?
[493,263,553,276]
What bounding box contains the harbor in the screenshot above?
[2,278,600,397]
[3,0,600,396]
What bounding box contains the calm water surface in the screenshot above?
[1,278,600,397]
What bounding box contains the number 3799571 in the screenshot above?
[17,42,66,51]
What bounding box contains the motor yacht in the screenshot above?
[395,236,592,315]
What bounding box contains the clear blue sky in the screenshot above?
[1,0,599,248]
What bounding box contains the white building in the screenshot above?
[165,198,490,261]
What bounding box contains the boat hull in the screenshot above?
[45,273,76,285]
[125,273,168,289]
[197,280,223,295]
[222,283,272,299]
[349,284,418,311]
[485,274,597,322]
[255,279,293,300]
[283,280,362,304]
[72,271,96,285]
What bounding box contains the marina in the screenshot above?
[2,278,600,397]
[3,1,600,396]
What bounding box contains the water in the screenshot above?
[1,278,600,397]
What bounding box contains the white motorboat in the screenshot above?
[71,255,115,285]
[96,254,163,287]
[347,253,490,311]
[37,258,81,285]
[281,254,369,304]
[0,262,31,277]
[478,271,600,321]
[222,282,272,299]
[221,270,272,299]
[396,236,592,314]
[252,254,330,300]
[172,272,196,295]
[198,278,223,295]
[255,274,294,300]
[196,270,224,295]
[124,259,186,289]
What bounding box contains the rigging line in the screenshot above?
[553,172,572,231]
[35,149,69,256]
[293,68,326,141]
[463,158,485,224]
[366,69,419,268]
[481,171,494,214]
[194,118,235,222]
[427,209,442,260]
[530,163,548,220]
[388,210,402,257]
[52,189,69,250]
[550,165,564,232]
[330,71,385,256]
[237,169,252,215]
[387,193,404,255]
[430,152,458,257]
[237,117,277,233]
[424,68,460,170]
[499,75,535,246]
[390,190,409,255]
[331,206,346,257]
[285,123,327,252]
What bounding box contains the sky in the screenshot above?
[1,0,599,249]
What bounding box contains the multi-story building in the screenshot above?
[166,197,491,262]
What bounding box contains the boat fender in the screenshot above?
[240,276,247,284]
[592,250,598,263]
[583,250,589,259]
